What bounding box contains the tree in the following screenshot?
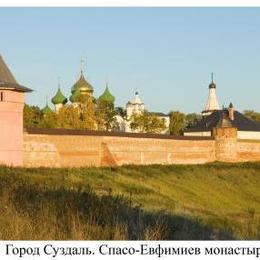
[55,105,82,129]
[130,110,166,134]
[244,110,260,122]
[185,113,202,128]
[39,111,58,128]
[115,107,127,119]
[55,94,97,130]
[96,99,118,131]
[77,95,97,130]
[169,111,186,135]
[23,104,42,128]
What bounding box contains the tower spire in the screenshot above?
[80,57,87,76]
[57,76,61,89]
[80,58,85,75]
[202,74,220,116]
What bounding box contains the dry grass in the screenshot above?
[0,162,260,240]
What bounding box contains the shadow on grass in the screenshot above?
[0,175,234,240]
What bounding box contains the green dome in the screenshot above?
[71,71,93,95]
[69,87,81,103]
[98,84,115,103]
[51,87,68,105]
[42,103,52,114]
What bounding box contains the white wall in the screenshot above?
[184,130,260,140]
[184,131,211,137]
[237,131,260,140]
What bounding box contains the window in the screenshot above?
[0,92,4,102]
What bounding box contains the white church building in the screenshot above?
[184,75,260,140]
[116,92,170,134]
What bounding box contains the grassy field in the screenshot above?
[0,162,259,240]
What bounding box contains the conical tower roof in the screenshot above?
[51,86,68,105]
[0,55,17,83]
[202,73,220,116]
[0,55,32,92]
[98,83,115,103]
[71,71,93,94]
[42,103,53,114]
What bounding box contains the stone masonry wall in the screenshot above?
[23,131,215,167]
[23,129,260,168]
[237,141,260,161]
[23,133,102,167]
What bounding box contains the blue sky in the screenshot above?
[0,8,260,113]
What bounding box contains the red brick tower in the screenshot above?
[0,55,32,166]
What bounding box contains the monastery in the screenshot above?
[1,54,260,167]
[45,67,170,134]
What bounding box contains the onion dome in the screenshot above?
[51,87,68,105]
[126,92,143,107]
[209,72,216,89]
[209,81,216,89]
[131,92,143,104]
[71,71,93,96]
[42,103,52,114]
[98,83,115,103]
[69,87,81,103]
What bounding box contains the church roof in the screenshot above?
[185,109,260,132]
[71,71,93,94]
[216,112,233,128]
[128,92,143,105]
[98,84,115,103]
[209,81,216,89]
[51,87,68,105]
[209,73,217,89]
[0,55,32,92]
[203,78,220,113]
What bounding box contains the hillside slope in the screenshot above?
[0,162,259,239]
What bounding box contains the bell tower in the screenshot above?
[0,55,32,166]
[202,73,220,116]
